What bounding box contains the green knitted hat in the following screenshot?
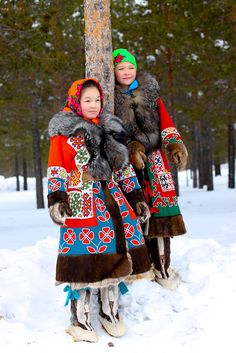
[112,48,137,70]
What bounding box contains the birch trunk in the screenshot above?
[84,0,114,112]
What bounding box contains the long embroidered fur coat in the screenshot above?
[114,73,188,238]
[47,109,153,289]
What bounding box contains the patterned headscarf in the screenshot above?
[63,78,104,124]
[112,48,137,70]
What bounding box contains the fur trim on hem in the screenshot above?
[146,214,186,238]
[125,269,155,283]
[68,276,129,290]
[55,269,155,289]
[55,279,126,290]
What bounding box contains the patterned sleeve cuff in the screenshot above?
[113,164,141,194]
[161,127,183,149]
[47,166,68,194]
[47,166,69,207]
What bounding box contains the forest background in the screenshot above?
[0,0,235,208]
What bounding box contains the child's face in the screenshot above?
[115,62,137,89]
[80,87,101,120]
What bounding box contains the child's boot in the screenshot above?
[98,285,126,337]
[147,237,181,290]
[66,289,98,343]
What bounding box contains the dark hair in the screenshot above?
[80,79,100,96]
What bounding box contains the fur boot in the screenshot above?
[66,289,98,343]
[154,266,181,290]
[146,237,181,290]
[98,285,126,337]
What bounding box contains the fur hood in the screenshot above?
[114,73,161,153]
[48,109,129,179]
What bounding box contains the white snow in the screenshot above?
[0,166,236,353]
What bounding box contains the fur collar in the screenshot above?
[114,73,161,153]
[48,110,129,179]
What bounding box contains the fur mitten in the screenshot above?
[49,201,72,225]
[166,142,188,171]
[134,201,151,224]
[128,141,147,170]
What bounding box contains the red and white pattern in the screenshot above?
[122,179,136,193]
[114,164,136,182]
[79,228,94,244]
[49,179,62,192]
[98,227,115,243]
[67,136,85,151]
[63,229,76,245]
[47,166,67,180]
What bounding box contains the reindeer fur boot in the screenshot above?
[98,285,126,337]
[66,289,98,343]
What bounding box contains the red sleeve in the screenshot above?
[158,97,176,131]
[158,97,183,147]
[48,135,75,173]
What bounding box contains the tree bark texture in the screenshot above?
[205,124,214,191]
[15,150,20,191]
[192,126,198,188]
[31,104,45,208]
[195,120,204,188]
[84,0,114,112]
[228,123,235,188]
[214,163,221,176]
[23,155,28,191]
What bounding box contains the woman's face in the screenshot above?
[80,86,101,120]
[115,61,137,89]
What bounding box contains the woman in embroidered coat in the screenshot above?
[47,78,152,342]
[112,49,188,290]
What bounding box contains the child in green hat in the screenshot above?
[112,48,188,289]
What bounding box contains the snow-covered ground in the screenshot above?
[0,167,236,353]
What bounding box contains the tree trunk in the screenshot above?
[205,125,214,191]
[192,124,198,188]
[195,120,204,188]
[15,150,20,191]
[31,104,45,208]
[228,122,235,188]
[84,0,114,112]
[214,163,221,176]
[23,156,28,191]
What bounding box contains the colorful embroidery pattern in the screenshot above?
[147,150,180,217]
[114,164,136,182]
[47,166,67,180]
[58,180,145,255]
[161,127,182,147]
[158,173,175,191]
[69,181,93,219]
[67,136,85,151]
[114,164,140,194]
[68,170,82,189]
[48,178,67,193]
[67,136,90,169]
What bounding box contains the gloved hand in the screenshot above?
[134,201,151,224]
[49,201,72,226]
[128,141,147,170]
[167,143,188,171]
